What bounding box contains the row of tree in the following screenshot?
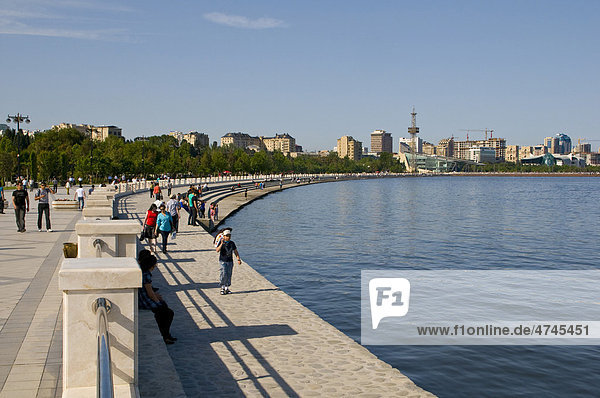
[2,127,598,184]
[0,127,405,183]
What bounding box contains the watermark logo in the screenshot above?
[369,278,411,329]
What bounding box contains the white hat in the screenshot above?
[223,230,231,236]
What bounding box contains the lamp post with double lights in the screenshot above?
[87,126,95,184]
[6,113,30,179]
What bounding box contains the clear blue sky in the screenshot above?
[1,0,599,151]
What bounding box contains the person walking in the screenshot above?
[155,204,173,254]
[199,200,206,219]
[143,204,159,253]
[188,189,198,226]
[215,229,241,295]
[52,178,58,193]
[74,185,86,210]
[209,203,216,230]
[12,181,29,233]
[153,183,162,201]
[0,181,5,214]
[167,180,172,197]
[214,203,219,221]
[137,251,177,344]
[166,194,180,238]
[35,182,54,232]
[65,180,71,195]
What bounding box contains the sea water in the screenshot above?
[226,176,600,397]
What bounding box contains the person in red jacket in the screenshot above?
[143,203,159,253]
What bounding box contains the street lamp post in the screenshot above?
[6,113,30,180]
[90,140,94,184]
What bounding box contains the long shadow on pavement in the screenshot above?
[152,251,299,397]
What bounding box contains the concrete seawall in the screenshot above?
[121,178,434,397]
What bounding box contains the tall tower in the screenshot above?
[407,107,419,172]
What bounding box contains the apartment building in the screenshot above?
[370,130,393,153]
[337,136,362,160]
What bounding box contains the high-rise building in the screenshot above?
[337,136,362,160]
[370,130,393,154]
[505,145,520,163]
[453,137,506,161]
[544,133,572,154]
[574,143,592,154]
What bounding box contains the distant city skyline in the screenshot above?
[1,1,599,151]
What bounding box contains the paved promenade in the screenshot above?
[126,184,433,397]
[0,178,433,397]
[0,187,80,398]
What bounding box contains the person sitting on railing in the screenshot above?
[137,250,177,344]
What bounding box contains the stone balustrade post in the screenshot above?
[76,220,141,258]
[59,257,141,397]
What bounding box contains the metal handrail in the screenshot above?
[93,298,114,398]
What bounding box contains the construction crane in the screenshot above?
[459,128,494,141]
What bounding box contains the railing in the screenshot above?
[93,298,114,398]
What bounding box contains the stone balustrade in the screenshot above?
[82,206,113,221]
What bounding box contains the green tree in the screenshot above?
[250,151,272,173]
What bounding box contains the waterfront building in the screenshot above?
[436,138,454,158]
[481,138,506,161]
[533,145,547,156]
[506,145,520,163]
[221,132,263,149]
[453,139,475,160]
[453,137,506,161]
[519,146,533,160]
[337,136,362,160]
[586,153,600,166]
[399,136,423,154]
[469,147,496,163]
[544,133,572,154]
[521,153,585,167]
[398,152,478,172]
[370,130,393,154]
[261,133,296,154]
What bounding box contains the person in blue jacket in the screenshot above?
[155,203,173,254]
